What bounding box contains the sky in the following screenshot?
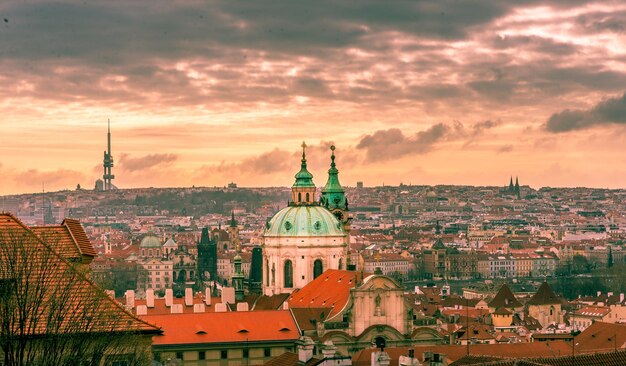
[1,0,626,195]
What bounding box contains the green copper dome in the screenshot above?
[264,206,345,237]
[140,235,162,248]
[293,141,316,188]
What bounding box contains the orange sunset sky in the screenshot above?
[1,1,626,195]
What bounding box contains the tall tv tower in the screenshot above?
[103,119,115,191]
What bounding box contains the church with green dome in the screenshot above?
[262,142,350,296]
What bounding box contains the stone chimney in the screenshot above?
[146,289,155,308]
[136,305,147,316]
[297,336,315,364]
[185,288,193,307]
[371,351,391,366]
[165,289,173,307]
[170,304,183,314]
[222,287,235,304]
[125,289,135,308]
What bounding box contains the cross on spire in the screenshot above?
[301,141,307,160]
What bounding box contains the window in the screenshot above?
[306,192,310,202]
[314,259,323,279]
[175,351,184,360]
[220,350,228,359]
[199,351,206,360]
[243,349,249,359]
[264,348,271,357]
[284,260,293,288]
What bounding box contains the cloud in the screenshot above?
[356,124,452,161]
[545,92,626,132]
[10,168,87,190]
[497,144,514,153]
[119,153,178,171]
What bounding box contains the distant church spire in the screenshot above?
[103,119,115,191]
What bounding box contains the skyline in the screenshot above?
[2,0,626,194]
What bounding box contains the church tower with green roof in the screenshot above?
[290,141,317,205]
[320,145,350,231]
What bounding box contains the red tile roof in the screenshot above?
[288,269,364,320]
[30,218,96,261]
[143,310,300,345]
[352,342,573,366]
[574,321,626,353]
[0,212,160,335]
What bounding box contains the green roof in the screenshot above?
[321,145,347,210]
[293,142,315,188]
[264,206,345,237]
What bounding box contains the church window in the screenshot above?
[284,260,293,288]
[298,193,302,202]
[314,259,323,279]
[306,193,310,202]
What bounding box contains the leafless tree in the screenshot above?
[0,227,156,366]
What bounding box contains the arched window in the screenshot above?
[284,260,293,288]
[550,306,554,316]
[298,193,302,202]
[148,249,152,257]
[338,258,343,270]
[314,259,323,279]
[306,193,310,202]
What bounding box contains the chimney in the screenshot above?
[170,304,183,314]
[165,289,173,307]
[598,291,602,297]
[125,290,135,308]
[620,293,624,303]
[146,289,155,308]
[297,337,315,364]
[221,287,235,304]
[371,351,391,366]
[105,290,115,298]
[215,303,227,312]
[136,305,147,316]
[205,288,212,305]
[608,292,614,298]
[282,302,289,310]
[185,288,193,307]
[193,303,206,313]
[237,302,249,312]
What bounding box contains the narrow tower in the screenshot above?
[103,119,115,191]
[232,237,245,301]
[227,211,240,250]
[320,145,350,230]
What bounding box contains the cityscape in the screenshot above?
[2,1,626,366]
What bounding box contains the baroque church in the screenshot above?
[262,143,350,296]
